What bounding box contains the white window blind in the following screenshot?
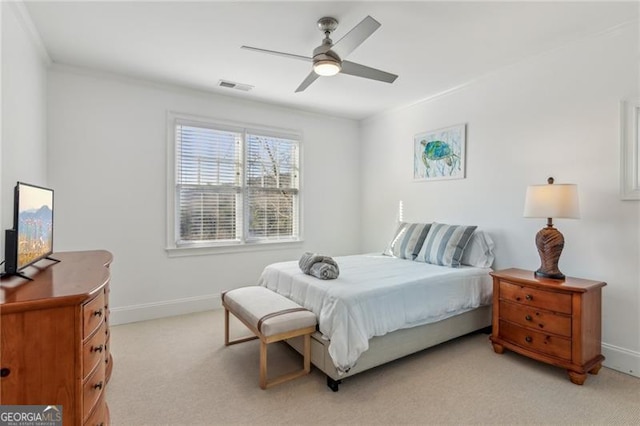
[246,134,299,241]
[176,124,242,244]
[173,118,300,248]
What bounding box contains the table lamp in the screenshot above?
[523,177,580,280]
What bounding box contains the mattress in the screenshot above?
[258,254,493,372]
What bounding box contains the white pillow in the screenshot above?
[461,230,495,268]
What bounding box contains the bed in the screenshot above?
[258,226,494,391]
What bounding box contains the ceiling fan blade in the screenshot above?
[295,71,320,93]
[241,45,312,62]
[341,61,398,83]
[331,16,381,59]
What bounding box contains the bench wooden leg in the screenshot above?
[224,307,229,346]
[260,340,268,390]
[304,333,311,373]
[224,308,259,346]
[259,333,313,390]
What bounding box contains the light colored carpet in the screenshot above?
[107,310,639,425]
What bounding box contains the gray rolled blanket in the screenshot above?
[298,252,340,280]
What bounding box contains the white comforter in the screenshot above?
[258,254,492,373]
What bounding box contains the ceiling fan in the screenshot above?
[241,16,398,93]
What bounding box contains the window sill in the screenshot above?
[165,240,304,257]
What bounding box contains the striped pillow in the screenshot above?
[383,222,431,260]
[415,223,477,267]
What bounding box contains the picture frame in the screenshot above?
[414,123,466,181]
[621,99,640,200]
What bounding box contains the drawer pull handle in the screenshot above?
[91,344,104,353]
[525,294,533,301]
[525,315,532,321]
[93,381,103,390]
[0,368,10,378]
[525,336,533,343]
[93,309,103,317]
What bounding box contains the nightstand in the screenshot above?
[489,268,606,385]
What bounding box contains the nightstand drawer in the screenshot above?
[500,281,572,314]
[499,300,571,337]
[499,320,571,360]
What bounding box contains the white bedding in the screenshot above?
[257,254,493,373]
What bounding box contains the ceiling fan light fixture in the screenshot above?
[313,60,341,76]
[243,15,397,92]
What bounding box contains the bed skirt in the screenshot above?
[285,304,492,383]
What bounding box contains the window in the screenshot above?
[168,113,301,251]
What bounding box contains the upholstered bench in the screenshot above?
[222,286,317,389]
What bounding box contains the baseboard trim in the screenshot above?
[110,294,221,326]
[602,342,640,378]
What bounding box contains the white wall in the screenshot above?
[47,67,361,323]
[1,3,49,254]
[16,1,636,377]
[360,22,640,376]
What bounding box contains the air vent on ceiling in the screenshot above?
[218,80,254,92]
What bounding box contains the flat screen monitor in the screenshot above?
[15,182,54,271]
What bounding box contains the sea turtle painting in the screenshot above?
[420,139,460,177]
[414,124,466,180]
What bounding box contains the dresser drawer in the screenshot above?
[83,322,106,378]
[104,326,110,366]
[104,327,112,382]
[84,394,107,426]
[499,320,571,360]
[83,360,106,420]
[499,300,571,337]
[500,281,572,314]
[83,292,106,338]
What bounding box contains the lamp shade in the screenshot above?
[523,184,580,219]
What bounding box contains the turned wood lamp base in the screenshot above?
[534,220,566,280]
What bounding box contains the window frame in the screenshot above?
[166,112,303,256]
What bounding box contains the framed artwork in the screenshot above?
[621,99,640,200]
[414,123,466,181]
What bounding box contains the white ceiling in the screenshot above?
[23,1,636,120]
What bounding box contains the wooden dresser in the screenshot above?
[489,268,606,385]
[1,250,113,425]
